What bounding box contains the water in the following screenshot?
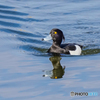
[0,0,100,100]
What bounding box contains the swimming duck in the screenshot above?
[42,28,83,55]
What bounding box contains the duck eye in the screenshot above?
[54,31,57,34]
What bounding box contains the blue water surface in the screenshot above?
[0,0,100,100]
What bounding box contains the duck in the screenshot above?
[42,28,83,55]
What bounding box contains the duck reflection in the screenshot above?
[43,56,66,79]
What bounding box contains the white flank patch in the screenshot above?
[69,45,82,55]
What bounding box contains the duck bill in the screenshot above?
[42,34,52,41]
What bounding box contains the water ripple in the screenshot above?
[0,20,20,27]
[0,9,28,16]
[0,14,48,22]
[0,28,41,37]
[0,4,14,9]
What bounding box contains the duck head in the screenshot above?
[42,28,65,45]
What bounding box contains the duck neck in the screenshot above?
[53,42,60,47]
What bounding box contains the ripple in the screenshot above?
[0,20,20,27]
[0,4,14,9]
[0,28,41,37]
[0,9,28,16]
[17,37,43,44]
[82,48,100,55]
[19,44,48,53]
[0,14,27,22]
[0,14,48,22]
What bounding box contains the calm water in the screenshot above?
[0,0,100,100]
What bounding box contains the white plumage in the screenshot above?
[69,45,82,55]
